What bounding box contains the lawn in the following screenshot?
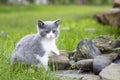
[0,5,120,80]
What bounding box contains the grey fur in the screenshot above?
[38,20,60,38]
[11,20,60,67]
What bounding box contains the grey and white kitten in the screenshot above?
[11,20,60,70]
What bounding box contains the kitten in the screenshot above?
[11,20,60,70]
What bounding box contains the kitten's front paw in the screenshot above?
[56,50,60,55]
[52,50,60,56]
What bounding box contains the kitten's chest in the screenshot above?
[41,39,55,53]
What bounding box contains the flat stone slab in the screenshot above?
[94,8,120,27]
[99,63,120,80]
[113,0,120,8]
[56,70,101,80]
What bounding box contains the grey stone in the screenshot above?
[76,38,101,59]
[113,0,120,8]
[59,50,76,58]
[56,70,101,80]
[93,36,117,52]
[75,59,93,72]
[49,53,70,70]
[99,63,120,80]
[112,47,120,54]
[114,40,120,48]
[70,50,82,62]
[93,56,112,75]
[113,55,120,64]
[101,52,118,61]
[94,8,120,27]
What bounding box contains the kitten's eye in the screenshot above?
[45,31,49,33]
[53,30,56,33]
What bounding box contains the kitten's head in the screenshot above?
[37,20,60,39]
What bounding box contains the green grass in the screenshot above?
[0,5,120,80]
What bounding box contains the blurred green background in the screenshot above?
[0,0,119,80]
[0,0,113,5]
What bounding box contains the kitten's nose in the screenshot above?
[46,31,55,38]
[50,35,52,37]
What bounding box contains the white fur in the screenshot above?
[46,31,55,39]
[36,38,59,69]
[41,38,59,56]
[36,54,48,70]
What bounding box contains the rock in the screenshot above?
[69,59,76,70]
[113,55,120,64]
[93,36,117,52]
[101,52,118,61]
[70,50,82,62]
[99,63,120,80]
[49,53,70,70]
[114,58,120,64]
[76,38,101,59]
[80,74,101,80]
[56,70,80,80]
[58,50,69,57]
[75,59,93,72]
[93,56,112,75]
[56,70,101,80]
[114,40,120,48]
[51,50,74,57]
[58,50,77,61]
[112,47,120,54]
[113,0,120,8]
[94,8,120,27]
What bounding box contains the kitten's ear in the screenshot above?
[38,20,44,28]
[54,20,60,27]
